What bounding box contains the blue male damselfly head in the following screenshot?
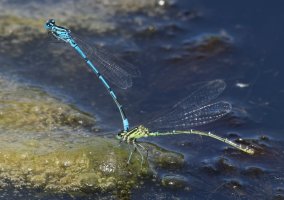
[45,19,72,43]
[45,19,56,30]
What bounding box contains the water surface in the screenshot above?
[0,0,283,199]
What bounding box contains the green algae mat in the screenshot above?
[0,76,148,194]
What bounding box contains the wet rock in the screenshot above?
[276,187,284,193]
[0,76,95,132]
[227,132,241,138]
[0,15,43,41]
[177,9,202,21]
[159,44,173,51]
[145,143,184,170]
[221,179,244,192]
[164,31,234,65]
[242,166,265,177]
[273,194,284,200]
[227,107,251,126]
[0,14,114,54]
[0,76,149,194]
[200,158,220,175]
[95,0,173,12]
[167,54,184,63]
[161,174,188,189]
[216,157,236,173]
[0,138,144,193]
[0,0,175,44]
[182,31,233,60]
[200,164,219,175]
[135,25,159,37]
[259,135,270,141]
[200,157,236,175]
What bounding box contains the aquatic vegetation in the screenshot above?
[0,76,145,194]
[0,14,113,45]
[161,174,188,189]
[0,0,172,43]
[0,0,283,199]
[0,15,44,38]
[0,76,95,132]
[0,137,144,193]
[0,76,186,196]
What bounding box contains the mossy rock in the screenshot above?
[0,137,146,193]
[0,77,95,132]
[0,76,149,195]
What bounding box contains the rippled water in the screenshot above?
[0,0,284,199]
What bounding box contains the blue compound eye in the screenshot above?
[46,19,55,26]
[45,19,56,30]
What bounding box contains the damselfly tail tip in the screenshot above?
[246,147,255,155]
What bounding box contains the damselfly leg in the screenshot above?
[126,141,148,168]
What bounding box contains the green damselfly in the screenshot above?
[116,80,254,165]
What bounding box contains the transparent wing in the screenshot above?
[174,79,226,111]
[147,80,231,130]
[148,101,232,130]
[72,34,140,89]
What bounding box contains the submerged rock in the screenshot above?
[0,76,95,132]
[161,174,188,189]
[0,76,148,195]
[182,31,233,58]
[0,137,145,193]
[0,0,174,45]
[0,76,185,196]
[144,143,184,170]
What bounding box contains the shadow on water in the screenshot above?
[0,0,284,199]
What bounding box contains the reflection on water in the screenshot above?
[0,0,284,199]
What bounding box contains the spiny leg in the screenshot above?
[115,139,123,148]
[127,145,136,165]
[134,142,145,168]
[137,143,149,160]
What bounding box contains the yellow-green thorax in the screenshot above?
[117,125,149,143]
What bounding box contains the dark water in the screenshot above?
[1,0,284,199]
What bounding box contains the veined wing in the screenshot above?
[148,101,232,130]
[147,80,230,130]
[174,79,226,111]
[72,34,140,89]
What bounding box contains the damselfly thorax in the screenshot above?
[117,125,150,143]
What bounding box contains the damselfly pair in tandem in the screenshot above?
[45,19,254,165]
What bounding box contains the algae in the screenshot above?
[0,137,144,193]
[0,77,95,132]
[0,76,184,195]
[0,76,149,194]
[0,0,171,41]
